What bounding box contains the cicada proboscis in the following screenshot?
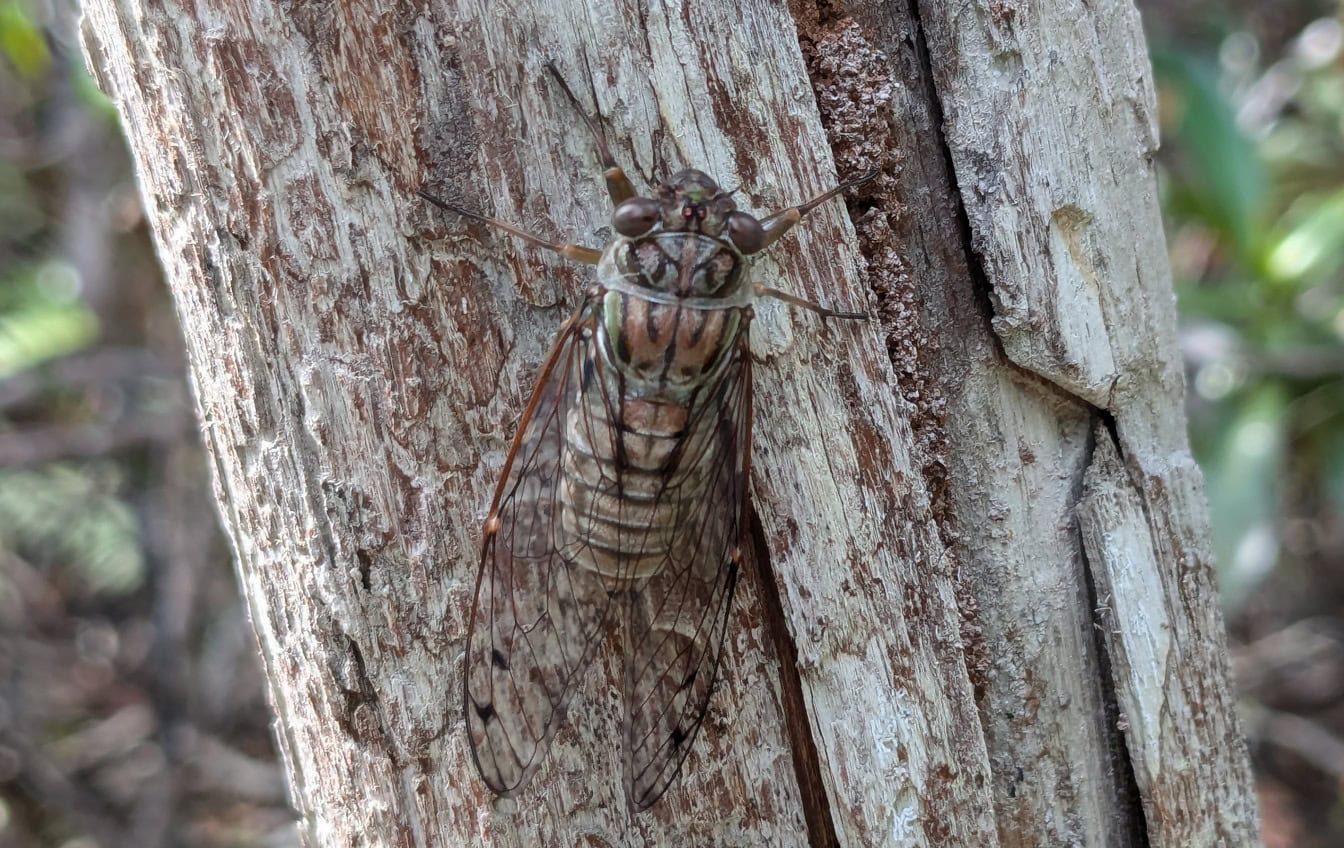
[421,65,874,810]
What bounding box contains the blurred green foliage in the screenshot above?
[1156,13,1344,612]
[0,261,99,376]
[0,8,283,844]
[1,0,141,597]
[0,465,144,594]
[0,0,49,81]
[1,1,114,378]
[1157,50,1269,260]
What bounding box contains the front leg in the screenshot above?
[545,63,636,207]
[754,284,867,321]
[755,168,879,250]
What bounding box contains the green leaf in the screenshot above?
[0,1,49,79]
[1153,49,1268,263]
[1203,385,1287,612]
[0,263,100,375]
[1266,189,1344,283]
[0,466,145,596]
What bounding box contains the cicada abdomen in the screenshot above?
[423,65,874,810]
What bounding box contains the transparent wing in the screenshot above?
[463,302,618,797]
[622,330,753,810]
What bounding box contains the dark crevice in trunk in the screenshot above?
[897,0,1000,358]
[748,508,839,848]
[899,0,1134,445]
[903,0,1149,836]
[1074,423,1153,846]
[1096,404,1124,461]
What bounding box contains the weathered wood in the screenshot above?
[908,0,1260,843]
[790,4,1154,843]
[1080,428,1252,847]
[79,0,997,845]
[77,0,1258,845]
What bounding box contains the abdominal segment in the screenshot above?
[558,299,742,582]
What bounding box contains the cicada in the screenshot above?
[422,67,873,810]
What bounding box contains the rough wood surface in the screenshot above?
[1081,428,1254,847]
[790,5,1153,843]
[909,0,1261,844]
[77,0,1258,845]
[79,0,995,845]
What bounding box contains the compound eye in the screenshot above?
[726,211,765,253]
[613,197,660,237]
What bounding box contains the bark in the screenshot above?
[79,0,1258,845]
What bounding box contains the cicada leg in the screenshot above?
[544,62,636,206]
[749,168,878,319]
[755,168,879,251]
[416,190,602,264]
[753,284,867,321]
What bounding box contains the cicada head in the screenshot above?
[656,169,733,235]
[611,169,766,254]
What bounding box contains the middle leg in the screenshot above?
[418,190,602,264]
[544,62,636,207]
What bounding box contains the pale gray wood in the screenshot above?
[78,0,997,845]
[910,0,1261,844]
[1081,429,1258,847]
[794,6,1150,842]
[77,0,1258,844]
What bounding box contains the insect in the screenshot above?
[421,66,874,810]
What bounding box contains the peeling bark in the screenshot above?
[80,0,1256,845]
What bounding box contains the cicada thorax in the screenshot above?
[554,231,750,583]
[598,230,751,383]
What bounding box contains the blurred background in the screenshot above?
[0,1,294,846]
[1,0,1341,845]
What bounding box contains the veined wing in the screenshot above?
[463,301,619,797]
[622,327,753,810]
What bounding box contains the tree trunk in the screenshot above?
[79,0,1259,845]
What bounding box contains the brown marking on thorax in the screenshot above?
[607,293,739,390]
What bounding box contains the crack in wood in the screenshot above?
[864,0,1152,837]
[748,508,839,848]
[1074,423,1152,845]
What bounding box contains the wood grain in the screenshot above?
[78,0,1258,844]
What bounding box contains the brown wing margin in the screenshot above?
[463,300,619,797]
[621,323,754,810]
